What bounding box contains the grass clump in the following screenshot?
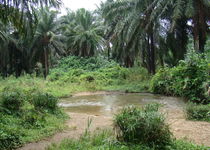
[114,104,172,149]
[0,87,67,150]
[47,129,209,150]
[47,130,151,150]
[0,87,25,114]
[31,92,58,112]
[186,103,210,122]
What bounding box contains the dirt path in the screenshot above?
[166,109,210,146]
[19,92,210,150]
[18,113,112,150]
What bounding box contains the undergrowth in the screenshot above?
[186,103,210,122]
[0,87,67,150]
[151,51,209,104]
[0,57,151,98]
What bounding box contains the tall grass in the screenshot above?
[114,104,172,149]
[0,87,67,149]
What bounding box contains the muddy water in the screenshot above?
[59,93,186,116]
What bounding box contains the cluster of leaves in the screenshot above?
[151,51,209,103]
[0,86,65,149]
[31,92,58,112]
[47,111,208,150]
[47,56,151,93]
[52,56,117,72]
[114,104,172,149]
[186,103,210,122]
[0,87,25,114]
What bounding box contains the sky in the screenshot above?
[61,0,105,14]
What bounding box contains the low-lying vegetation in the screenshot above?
[114,104,172,149]
[0,57,151,98]
[0,87,67,150]
[151,51,209,104]
[186,103,210,122]
[47,104,209,150]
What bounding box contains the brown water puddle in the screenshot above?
[19,92,210,150]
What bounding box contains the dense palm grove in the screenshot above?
[0,0,209,77]
[0,0,210,150]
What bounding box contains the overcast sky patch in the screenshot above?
[61,0,105,14]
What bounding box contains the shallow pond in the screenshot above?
[59,93,186,116]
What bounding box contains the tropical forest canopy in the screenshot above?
[0,0,209,77]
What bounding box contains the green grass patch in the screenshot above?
[186,103,210,122]
[47,129,209,150]
[0,87,68,150]
[0,60,151,98]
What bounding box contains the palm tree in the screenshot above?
[0,0,62,32]
[148,0,210,53]
[102,0,158,73]
[31,8,65,78]
[0,0,63,77]
[63,8,104,57]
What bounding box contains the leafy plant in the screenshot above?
[114,104,172,149]
[31,92,58,112]
[0,87,25,113]
[0,124,22,150]
[151,51,209,103]
[186,103,210,122]
[22,110,46,128]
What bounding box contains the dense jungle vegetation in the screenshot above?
[0,0,209,149]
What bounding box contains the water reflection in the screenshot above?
[59,93,185,116]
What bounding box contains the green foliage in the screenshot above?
[47,129,152,150]
[47,129,209,150]
[0,87,25,113]
[114,104,172,149]
[22,110,46,128]
[186,103,210,122]
[63,8,104,57]
[31,92,58,112]
[0,121,22,150]
[0,87,67,149]
[52,56,117,72]
[151,51,209,103]
[46,56,151,95]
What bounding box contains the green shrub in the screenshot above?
[114,104,172,149]
[31,92,58,111]
[22,110,46,128]
[151,51,209,103]
[54,56,117,71]
[186,103,210,121]
[0,124,22,150]
[0,87,25,113]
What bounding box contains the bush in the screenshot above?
[53,56,117,71]
[22,110,46,128]
[0,87,25,113]
[0,124,22,150]
[114,104,172,149]
[151,51,209,103]
[31,92,58,112]
[186,103,210,121]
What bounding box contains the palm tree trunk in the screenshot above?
[146,34,151,74]
[44,48,49,78]
[193,0,207,53]
[107,41,111,60]
[150,30,155,75]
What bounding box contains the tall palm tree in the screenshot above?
[0,0,63,77]
[31,8,65,78]
[63,8,104,57]
[102,0,159,73]
[148,0,210,53]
